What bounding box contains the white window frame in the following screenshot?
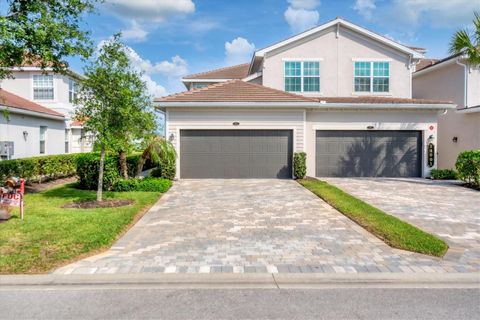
[68,78,78,103]
[283,59,322,93]
[33,74,55,101]
[40,126,47,154]
[353,61,390,94]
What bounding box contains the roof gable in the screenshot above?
[255,18,423,59]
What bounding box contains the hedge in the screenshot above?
[76,153,155,190]
[293,152,306,179]
[0,153,81,182]
[455,150,480,189]
[112,177,172,193]
[430,169,457,180]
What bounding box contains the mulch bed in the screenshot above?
[62,199,134,209]
[25,177,77,194]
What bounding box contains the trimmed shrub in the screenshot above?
[159,160,175,180]
[455,150,480,189]
[293,152,307,179]
[430,169,457,180]
[112,177,172,193]
[149,167,162,178]
[0,153,80,182]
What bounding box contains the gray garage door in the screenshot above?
[180,130,293,179]
[316,130,422,177]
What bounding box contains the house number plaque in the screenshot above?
[427,143,435,167]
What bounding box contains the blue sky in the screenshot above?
[68,0,479,96]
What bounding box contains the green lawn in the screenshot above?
[0,185,161,274]
[298,178,448,257]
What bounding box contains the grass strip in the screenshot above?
[298,178,448,257]
[0,184,162,274]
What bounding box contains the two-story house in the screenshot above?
[0,64,93,157]
[155,18,456,179]
[413,54,480,169]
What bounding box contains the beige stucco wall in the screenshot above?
[261,25,412,98]
[166,108,305,179]
[413,62,480,168]
[305,110,439,178]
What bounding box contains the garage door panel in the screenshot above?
[316,130,421,177]
[180,130,293,179]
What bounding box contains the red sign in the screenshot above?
[0,191,22,207]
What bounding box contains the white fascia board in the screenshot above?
[242,72,262,82]
[9,67,86,80]
[0,105,65,120]
[255,18,423,59]
[154,101,456,110]
[457,106,480,114]
[182,79,231,83]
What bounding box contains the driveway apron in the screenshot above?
[55,179,479,274]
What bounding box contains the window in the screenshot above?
[40,126,47,154]
[68,79,78,102]
[284,61,320,93]
[33,75,54,100]
[192,83,209,90]
[354,61,390,93]
[65,129,70,153]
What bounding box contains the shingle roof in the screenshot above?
[183,63,250,80]
[0,89,64,117]
[156,80,317,103]
[155,80,453,105]
[416,58,439,72]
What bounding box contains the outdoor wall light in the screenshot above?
[428,135,435,143]
[168,133,175,142]
[452,136,458,143]
[22,131,28,141]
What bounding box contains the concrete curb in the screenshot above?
[1,273,479,289]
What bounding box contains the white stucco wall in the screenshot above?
[261,25,413,98]
[166,108,305,179]
[413,62,480,168]
[0,112,66,159]
[305,110,439,178]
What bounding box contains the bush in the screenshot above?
[76,153,144,190]
[430,169,457,180]
[149,167,162,178]
[159,160,176,180]
[455,150,480,189]
[0,153,80,182]
[112,177,172,193]
[293,152,306,179]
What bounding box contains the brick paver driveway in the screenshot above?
[55,179,478,275]
[325,178,480,272]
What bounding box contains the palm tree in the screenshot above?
[449,12,480,66]
[136,136,177,177]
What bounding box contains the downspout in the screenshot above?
[456,59,468,108]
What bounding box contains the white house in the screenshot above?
[0,89,66,159]
[0,65,93,155]
[413,54,480,169]
[155,18,456,179]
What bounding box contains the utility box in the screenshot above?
[0,141,14,158]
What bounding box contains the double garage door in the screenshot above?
[179,129,422,179]
[180,130,293,179]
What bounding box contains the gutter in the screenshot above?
[0,105,65,120]
[455,59,469,107]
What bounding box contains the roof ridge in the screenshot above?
[183,63,250,79]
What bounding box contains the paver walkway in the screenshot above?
[324,178,480,272]
[55,179,479,275]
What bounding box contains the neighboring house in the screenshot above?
[0,89,65,159]
[413,54,480,169]
[155,18,455,179]
[0,65,93,155]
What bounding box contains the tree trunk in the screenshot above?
[97,144,105,202]
[119,150,128,179]
[136,156,146,177]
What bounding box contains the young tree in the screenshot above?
[0,0,100,79]
[449,11,480,66]
[75,35,155,201]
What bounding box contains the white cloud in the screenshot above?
[353,0,376,20]
[105,0,195,22]
[284,0,320,33]
[141,74,167,97]
[121,21,148,42]
[225,37,255,65]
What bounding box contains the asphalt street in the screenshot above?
[1,286,479,319]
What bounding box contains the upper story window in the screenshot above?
[284,61,320,93]
[354,61,390,93]
[68,78,78,103]
[33,75,54,100]
[192,83,209,90]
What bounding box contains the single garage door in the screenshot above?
[316,130,422,177]
[180,129,293,179]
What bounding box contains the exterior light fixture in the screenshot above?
[22,131,28,141]
[168,133,175,142]
[452,136,458,143]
